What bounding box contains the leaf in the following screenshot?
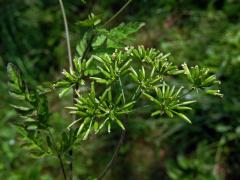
[107,88,112,103]
[73,57,82,73]
[107,122,111,133]
[83,119,93,140]
[94,121,99,133]
[107,22,145,48]
[177,100,196,106]
[87,84,94,98]
[92,34,106,48]
[122,101,135,109]
[116,93,123,105]
[165,110,174,118]
[9,92,25,100]
[10,104,32,111]
[76,33,88,57]
[37,95,49,117]
[173,111,192,124]
[62,69,75,82]
[100,87,111,101]
[7,63,23,89]
[67,119,81,130]
[115,118,125,130]
[10,104,33,115]
[46,135,53,150]
[151,110,161,116]
[175,106,192,111]
[98,118,109,132]
[141,66,145,80]
[181,63,193,82]
[15,126,28,137]
[97,66,111,78]
[54,80,71,88]
[27,125,38,130]
[76,13,101,27]
[143,92,161,106]
[206,89,223,97]
[59,86,72,98]
[77,118,89,136]
[90,77,109,84]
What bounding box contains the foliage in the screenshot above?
[5,0,222,178]
[2,0,239,179]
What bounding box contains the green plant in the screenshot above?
[166,142,222,180]
[7,0,222,179]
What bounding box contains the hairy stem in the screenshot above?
[57,154,67,180]
[59,0,73,72]
[97,130,125,180]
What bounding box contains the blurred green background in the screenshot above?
[1,0,240,179]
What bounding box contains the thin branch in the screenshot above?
[47,129,67,180]
[57,154,67,180]
[132,104,151,113]
[58,1,133,180]
[97,130,125,180]
[80,34,95,61]
[96,1,134,177]
[59,0,73,72]
[80,0,133,62]
[103,0,133,27]
[58,1,74,179]
[180,88,194,99]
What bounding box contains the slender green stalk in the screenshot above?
[97,2,133,179]
[81,0,133,61]
[80,34,95,61]
[47,129,68,180]
[58,1,133,179]
[97,130,126,180]
[59,0,73,72]
[58,0,74,179]
[103,0,133,27]
[180,88,194,98]
[58,154,67,180]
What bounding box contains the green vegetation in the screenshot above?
[0,0,239,179]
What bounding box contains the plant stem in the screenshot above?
[80,34,95,61]
[103,0,133,27]
[80,0,133,62]
[58,1,133,179]
[180,88,194,98]
[96,1,134,177]
[59,0,73,72]
[97,130,125,180]
[58,0,74,179]
[47,129,68,180]
[58,154,67,180]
